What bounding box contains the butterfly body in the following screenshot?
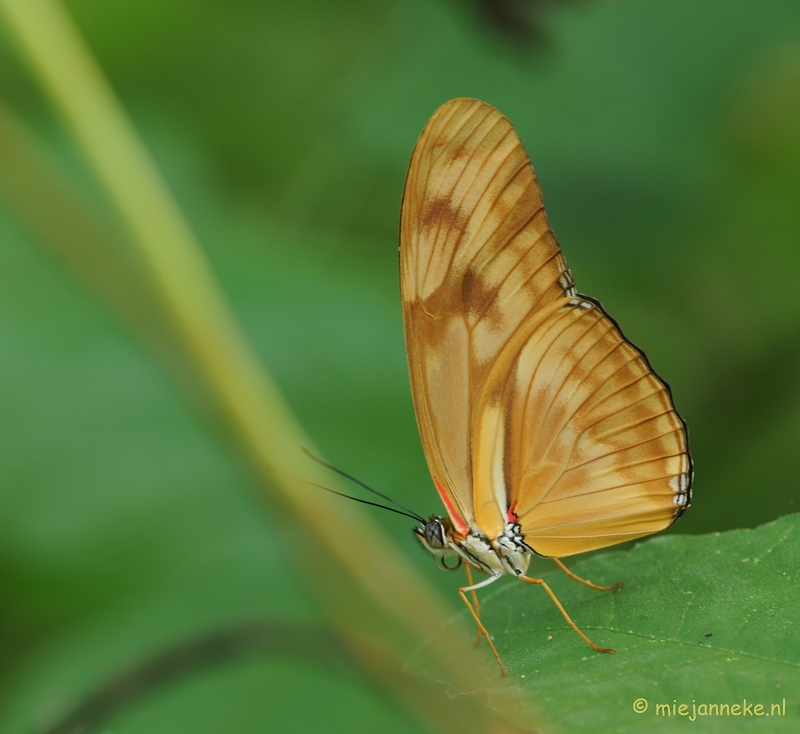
[416,515,531,577]
[400,98,692,674]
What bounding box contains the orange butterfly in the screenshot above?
[400,98,692,676]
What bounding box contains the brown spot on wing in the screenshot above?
[422,195,467,236]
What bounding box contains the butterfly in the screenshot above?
[399,98,692,676]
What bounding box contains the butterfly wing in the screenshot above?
[400,98,576,536]
[472,296,691,556]
[402,97,691,553]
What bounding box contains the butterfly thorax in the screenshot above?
[415,516,532,577]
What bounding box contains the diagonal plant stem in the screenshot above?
[0,0,432,644]
[0,1,537,732]
[0,100,190,380]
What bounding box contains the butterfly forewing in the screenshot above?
[401,98,575,534]
[401,98,690,553]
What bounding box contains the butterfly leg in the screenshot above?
[551,558,623,592]
[457,573,506,677]
[463,565,483,646]
[518,574,615,654]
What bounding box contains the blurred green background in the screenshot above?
[0,0,799,731]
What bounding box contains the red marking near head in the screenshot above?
[433,477,469,536]
[507,503,518,523]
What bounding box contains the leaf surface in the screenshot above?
[421,515,799,732]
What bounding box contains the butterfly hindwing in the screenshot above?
[472,297,691,556]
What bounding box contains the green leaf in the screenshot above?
[422,514,799,732]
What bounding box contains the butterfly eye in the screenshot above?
[423,518,446,550]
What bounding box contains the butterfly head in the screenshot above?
[414,516,463,571]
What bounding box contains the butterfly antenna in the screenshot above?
[301,447,426,523]
[263,459,425,524]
